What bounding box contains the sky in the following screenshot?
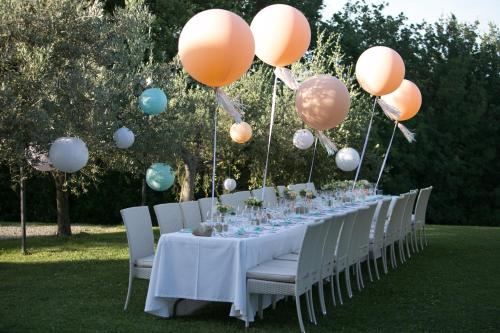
[321,0,500,31]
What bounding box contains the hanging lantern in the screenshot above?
[25,146,53,172]
[335,147,360,172]
[49,137,89,173]
[293,129,314,150]
[146,163,175,191]
[230,122,252,144]
[113,127,135,149]
[223,178,237,192]
[138,88,168,115]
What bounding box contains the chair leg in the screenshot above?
[358,262,365,289]
[399,240,406,264]
[373,254,380,280]
[345,266,353,298]
[124,271,133,311]
[329,275,337,306]
[272,295,277,310]
[405,234,411,258]
[392,244,398,268]
[308,289,317,325]
[245,289,250,328]
[410,231,416,253]
[305,288,313,323]
[318,279,327,315]
[419,228,424,250]
[412,230,419,253]
[258,295,263,319]
[355,264,362,291]
[336,271,343,305]
[424,225,428,246]
[382,247,388,274]
[295,294,306,333]
[366,256,373,282]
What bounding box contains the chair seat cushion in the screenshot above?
[247,259,297,283]
[275,253,299,261]
[135,254,154,268]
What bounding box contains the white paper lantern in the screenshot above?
[25,146,54,172]
[293,129,314,150]
[49,137,89,173]
[223,178,237,192]
[113,127,135,149]
[335,147,360,172]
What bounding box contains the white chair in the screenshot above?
[355,202,379,287]
[288,183,307,192]
[153,203,183,234]
[276,185,287,198]
[369,198,392,279]
[413,186,433,250]
[347,206,373,292]
[120,206,155,310]
[198,197,216,221]
[251,187,278,208]
[220,190,251,210]
[334,209,358,302]
[180,201,202,230]
[384,195,408,269]
[245,221,328,332]
[401,190,418,258]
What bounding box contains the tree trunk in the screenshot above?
[53,172,71,237]
[179,153,199,202]
[141,177,147,206]
[20,166,27,255]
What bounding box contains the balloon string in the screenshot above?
[261,75,279,201]
[352,97,378,191]
[210,104,218,220]
[375,121,398,190]
[308,137,318,183]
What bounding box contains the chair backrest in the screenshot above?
[120,206,154,264]
[180,201,202,229]
[357,202,378,257]
[296,221,328,292]
[385,195,408,243]
[402,190,418,233]
[414,186,433,224]
[198,197,216,222]
[335,209,358,270]
[372,198,392,244]
[153,203,183,234]
[219,190,251,210]
[348,206,370,265]
[251,187,278,208]
[305,182,318,195]
[276,185,287,198]
[288,183,307,192]
[321,214,345,270]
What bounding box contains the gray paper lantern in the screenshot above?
[49,137,89,173]
[113,127,135,149]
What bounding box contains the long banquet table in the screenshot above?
[144,200,377,321]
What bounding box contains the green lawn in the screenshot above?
[1,225,499,332]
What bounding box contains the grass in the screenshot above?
[1,225,500,332]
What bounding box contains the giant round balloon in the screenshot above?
[293,129,314,150]
[178,9,255,88]
[355,46,405,96]
[250,4,310,67]
[146,163,175,191]
[49,137,89,173]
[230,122,252,144]
[335,147,360,172]
[113,127,135,149]
[139,88,167,115]
[381,79,422,121]
[295,74,351,131]
[26,146,53,172]
[223,178,237,192]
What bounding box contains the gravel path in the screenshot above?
[0,224,122,240]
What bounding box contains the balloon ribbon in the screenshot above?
[215,88,243,123]
[210,104,218,219]
[307,137,318,183]
[261,76,278,200]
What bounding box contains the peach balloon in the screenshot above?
[355,46,405,96]
[295,75,351,131]
[381,79,422,121]
[178,9,255,88]
[230,122,253,144]
[250,4,311,67]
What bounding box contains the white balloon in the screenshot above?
[49,137,89,173]
[335,147,360,172]
[293,129,314,150]
[113,127,135,149]
[223,178,237,192]
[25,146,54,172]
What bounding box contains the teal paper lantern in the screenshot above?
[139,88,167,115]
[146,163,175,191]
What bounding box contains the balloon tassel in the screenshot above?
[274,67,299,90]
[261,76,279,201]
[377,98,401,121]
[397,122,416,143]
[375,121,398,190]
[308,137,318,183]
[352,97,378,190]
[210,106,218,220]
[215,88,243,123]
[316,130,338,155]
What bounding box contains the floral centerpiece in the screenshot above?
[299,189,307,198]
[283,188,297,201]
[216,202,233,214]
[305,190,316,200]
[245,197,263,208]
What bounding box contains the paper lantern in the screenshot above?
[26,146,53,172]
[295,74,350,131]
[178,9,255,88]
[381,79,422,121]
[355,46,405,96]
[250,4,310,67]
[230,122,252,144]
[139,88,167,115]
[293,129,314,150]
[146,163,175,191]
[49,137,89,173]
[335,147,360,172]
[223,178,237,192]
[113,127,135,149]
